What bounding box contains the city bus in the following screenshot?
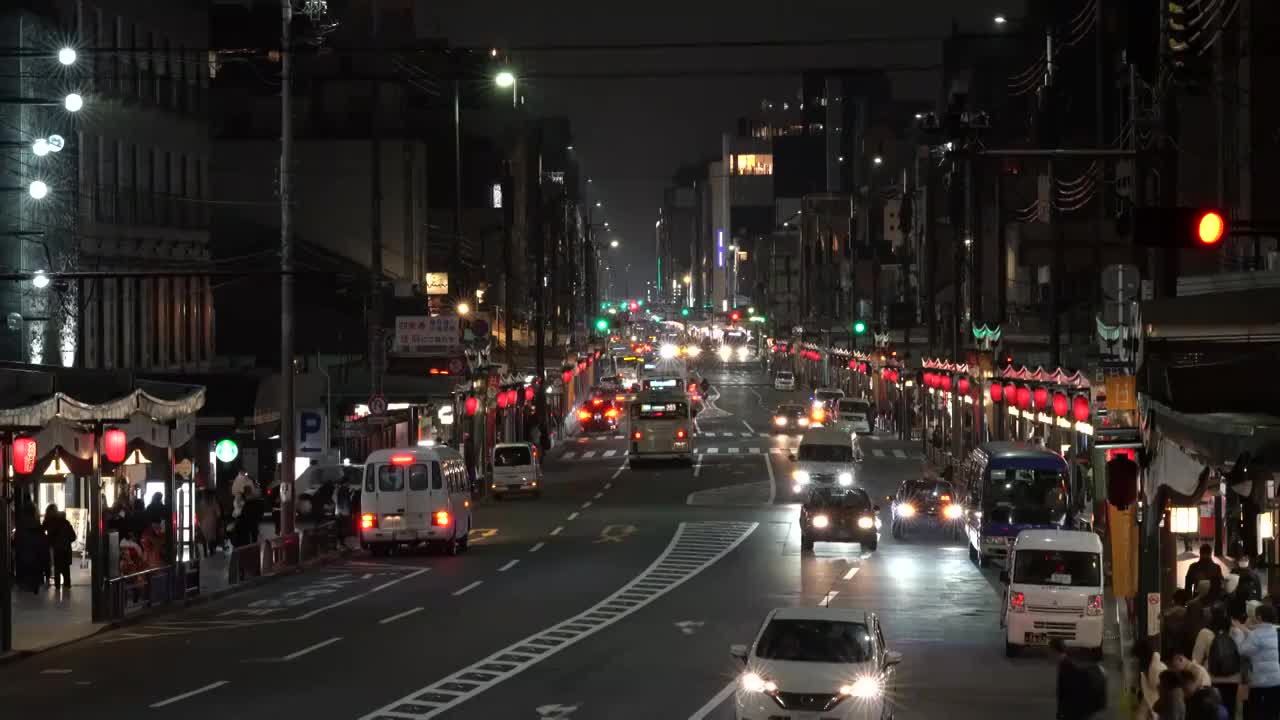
[958,442,1072,567]
[627,391,695,464]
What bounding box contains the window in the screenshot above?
[494,446,532,467]
[1013,550,1101,587]
[377,465,403,492]
[430,462,443,490]
[409,464,430,491]
[797,443,853,463]
[364,466,375,492]
[730,153,773,176]
[755,620,873,663]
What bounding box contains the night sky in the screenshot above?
[417,1,1016,283]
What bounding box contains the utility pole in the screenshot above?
[453,76,464,292]
[1044,28,1065,368]
[278,0,296,536]
[502,167,514,367]
[531,128,548,451]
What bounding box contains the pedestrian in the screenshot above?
[40,503,61,584]
[1157,669,1189,720]
[1138,639,1170,720]
[196,489,222,556]
[145,491,167,529]
[1052,638,1107,719]
[1187,543,1225,596]
[1181,670,1228,720]
[1234,602,1280,720]
[43,507,76,589]
[1231,553,1264,605]
[1187,581,1216,655]
[11,514,48,594]
[1171,651,1215,693]
[1166,589,1194,658]
[1193,605,1244,720]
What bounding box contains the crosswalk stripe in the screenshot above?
[582,450,597,459]
[728,447,740,454]
[749,447,761,454]
[893,449,906,458]
[707,447,720,454]
[603,450,617,457]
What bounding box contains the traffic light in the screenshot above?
[595,318,609,333]
[1133,207,1227,249]
[729,310,741,323]
[1165,0,1189,79]
[680,307,690,317]
[853,320,867,335]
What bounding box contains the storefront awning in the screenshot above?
[0,366,204,428]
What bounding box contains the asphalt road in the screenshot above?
[0,361,1061,719]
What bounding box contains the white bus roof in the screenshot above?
[365,446,464,463]
[1012,529,1102,553]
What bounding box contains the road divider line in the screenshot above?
[566,512,580,521]
[379,607,424,625]
[529,542,545,553]
[292,567,429,621]
[821,590,840,607]
[452,581,483,596]
[693,454,704,477]
[282,636,343,661]
[762,453,777,504]
[611,462,628,479]
[688,679,738,720]
[843,567,860,580]
[550,526,564,536]
[604,482,613,490]
[581,501,593,509]
[356,521,759,720]
[742,420,756,434]
[593,491,604,499]
[149,681,229,708]
[498,559,519,572]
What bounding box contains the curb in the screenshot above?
[0,546,354,667]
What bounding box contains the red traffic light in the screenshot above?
[1197,211,1225,245]
[729,311,741,322]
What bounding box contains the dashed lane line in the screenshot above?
[356,521,759,720]
[379,607,424,625]
[529,542,545,553]
[149,681,229,709]
[566,512,580,521]
[452,581,483,597]
[550,526,564,536]
[688,680,738,720]
[282,636,343,661]
[498,560,519,573]
[843,567,860,580]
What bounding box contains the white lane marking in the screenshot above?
[379,607,425,625]
[707,447,720,454]
[693,416,702,434]
[742,420,755,434]
[149,681,229,708]
[593,492,604,499]
[892,449,906,458]
[581,501,593,509]
[602,449,617,458]
[688,679,738,720]
[611,463,628,479]
[282,636,344,661]
[292,567,430,621]
[550,526,564,536]
[498,560,519,572]
[41,669,73,675]
[360,573,373,580]
[749,447,761,454]
[453,581,483,596]
[693,454,704,478]
[356,521,759,720]
[728,447,740,454]
[529,542,546,553]
[762,453,777,505]
[582,450,597,459]
[567,512,580,521]
[604,482,613,490]
[821,590,840,607]
[843,566,860,580]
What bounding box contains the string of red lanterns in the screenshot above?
[989,383,1003,403]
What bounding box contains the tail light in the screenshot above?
[390,454,414,465]
[688,383,698,393]
[592,398,603,406]
[632,431,642,440]
[360,513,376,530]
[577,409,591,421]
[1087,594,1103,616]
[605,409,619,419]
[432,510,451,527]
[615,395,626,402]
[675,428,687,439]
[1009,591,1026,613]
[940,495,951,502]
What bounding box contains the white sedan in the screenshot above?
[732,607,900,720]
[774,371,796,391]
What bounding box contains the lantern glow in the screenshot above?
[12,436,37,474]
[104,427,128,464]
[989,383,1003,403]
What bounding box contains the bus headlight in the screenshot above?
[718,346,733,361]
[793,470,810,484]
[838,472,853,486]
[812,514,830,529]
[736,346,749,360]
[659,343,678,360]
[685,345,701,358]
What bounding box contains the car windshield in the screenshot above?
[902,480,955,501]
[816,391,843,404]
[494,446,532,467]
[1012,549,1101,587]
[809,488,871,509]
[755,619,873,663]
[839,400,871,415]
[986,467,1069,524]
[798,443,853,463]
[777,404,807,416]
[777,372,793,379]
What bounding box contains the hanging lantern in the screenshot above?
[578,361,586,372]
[940,375,952,393]
[12,436,37,475]
[465,396,479,416]
[860,362,867,374]
[1052,392,1069,417]
[508,389,519,407]
[562,369,573,383]
[1073,395,1090,423]
[848,360,857,370]
[989,383,1004,403]
[525,386,535,402]
[957,377,970,396]
[1033,387,1049,410]
[104,427,128,464]
[1004,383,1017,403]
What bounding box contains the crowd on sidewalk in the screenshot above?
[1133,544,1279,720]
[9,500,78,594]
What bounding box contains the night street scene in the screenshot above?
[3,1,1280,718]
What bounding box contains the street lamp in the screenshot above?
[993,14,1007,25]
[58,47,77,65]
[456,301,471,316]
[873,156,884,166]
[63,93,83,112]
[32,138,50,157]
[595,201,602,208]
[494,70,516,88]
[32,271,50,289]
[610,240,619,248]
[28,180,48,200]
[683,274,692,284]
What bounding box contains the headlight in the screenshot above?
[943,504,962,519]
[659,343,678,360]
[797,417,810,426]
[793,470,810,483]
[718,346,732,361]
[898,503,916,517]
[774,416,787,426]
[812,514,830,529]
[857,516,874,529]
[838,472,853,486]
[685,346,701,357]
[741,672,777,694]
[736,347,749,360]
[841,675,882,699]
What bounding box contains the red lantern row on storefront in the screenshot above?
[1052,392,1069,417]
[104,427,128,464]
[12,435,38,475]
[989,383,1004,403]
[497,390,509,409]
[957,377,970,396]
[1004,383,1017,403]
[1073,395,1090,423]
[940,375,952,393]
[1016,386,1031,410]
[525,386,535,403]
[1033,387,1049,410]
[465,396,479,416]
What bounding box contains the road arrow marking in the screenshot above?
[674,620,705,635]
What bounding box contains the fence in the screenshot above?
[226,521,341,588]
[105,563,191,621]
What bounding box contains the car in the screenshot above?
[577,390,622,433]
[490,442,542,500]
[800,486,880,552]
[889,478,963,540]
[835,398,874,435]
[774,370,796,391]
[1001,530,1105,658]
[772,402,811,433]
[790,427,863,494]
[731,607,901,720]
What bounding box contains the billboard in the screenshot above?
[393,316,461,357]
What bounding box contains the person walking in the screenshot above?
[1052,638,1107,719]
[1186,543,1225,597]
[196,489,222,556]
[1234,602,1280,720]
[43,507,77,589]
[1193,606,1244,720]
[12,514,48,594]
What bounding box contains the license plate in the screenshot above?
[1025,632,1048,645]
[507,484,524,490]
[381,515,402,528]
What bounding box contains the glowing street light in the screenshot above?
[610,240,620,248]
[63,93,84,112]
[494,70,516,88]
[456,301,471,316]
[595,201,602,208]
[872,156,884,166]
[28,180,49,200]
[32,270,50,289]
[32,138,50,157]
[58,47,77,65]
[994,14,1007,25]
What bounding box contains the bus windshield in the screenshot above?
[985,466,1069,525]
[633,401,688,420]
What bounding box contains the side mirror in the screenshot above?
[883,650,903,668]
[729,644,749,664]
[999,571,1010,584]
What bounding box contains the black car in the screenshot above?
[577,391,621,433]
[800,487,879,552]
[771,402,811,433]
[889,478,963,540]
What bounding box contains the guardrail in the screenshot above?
[106,564,185,620]
[226,521,341,588]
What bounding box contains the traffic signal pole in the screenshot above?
[279,0,296,536]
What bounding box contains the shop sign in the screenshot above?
[297,408,327,457]
[393,316,460,357]
[1105,375,1137,412]
[424,273,449,296]
[1146,593,1161,636]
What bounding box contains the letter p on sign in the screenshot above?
[297,409,327,455]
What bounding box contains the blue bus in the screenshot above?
[959,442,1071,567]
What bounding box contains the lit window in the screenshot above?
[731,154,773,176]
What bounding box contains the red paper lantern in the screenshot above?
[1004,383,1017,403]
[497,391,509,409]
[12,436,37,475]
[940,375,952,393]
[1073,395,1090,423]
[860,362,867,374]
[525,386,535,402]
[104,427,128,464]
[562,369,573,383]
[1016,386,1031,410]
[1033,387,1049,410]
[989,383,1003,403]
[1052,393,1069,417]
[848,360,857,370]
[957,377,970,396]
[465,396,479,416]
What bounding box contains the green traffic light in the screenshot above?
[680,308,690,317]
[853,321,867,334]
[595,318,609,332]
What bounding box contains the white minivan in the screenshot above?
[490,442,542,500]
[360,446,473,556]
[790,427,863,495]
[1000,529,1104,658]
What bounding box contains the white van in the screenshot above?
[1000,529,1104,658]
[836,398,873,435]
[490,442,542,500]
[360,446,473,556]
[789,427,863,495]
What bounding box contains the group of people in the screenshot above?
[1140,544,1278,720]
[10,502,77,593]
